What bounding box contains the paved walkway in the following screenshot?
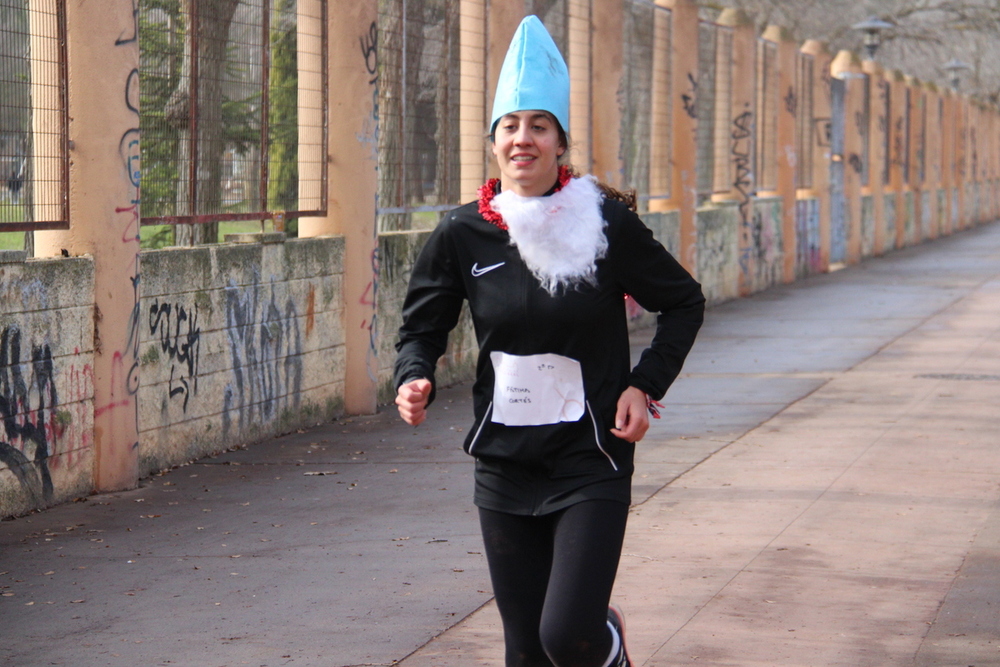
[3,223,1000,667]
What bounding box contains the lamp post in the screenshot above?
[852,16,894,61]
[943,58,972,91]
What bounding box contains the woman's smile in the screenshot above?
[492,110,565,197]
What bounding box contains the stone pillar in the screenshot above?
[862,60,886,255]
[591,0,624,188]
[941,89,955,236]
[801,40,831,272]
[459,0,487,202]
[663,0,699,274]
[955,94,967,230]
[922,82,941,240]
[831,50,863,265]
[298,1,378,415]
[715,9,756,294]
[886,69,906,251]
[760,26,796,281]
[34,0,140,490]
[905,75,922,245]
[568,0,592,170]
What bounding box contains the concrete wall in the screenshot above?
[0,255,96,516]
[375,231,478,406]
[697,203,741,306]
[795,197,822,277]
[137,236,346,475]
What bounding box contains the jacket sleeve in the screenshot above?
[393,218,467,404]
[605,202,705,400]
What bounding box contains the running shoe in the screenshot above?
[607,604,632,667]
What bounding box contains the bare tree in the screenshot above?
[705,0,1000,103]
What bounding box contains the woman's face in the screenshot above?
[492,110,565,197]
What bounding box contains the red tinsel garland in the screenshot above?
[477,165,573,231]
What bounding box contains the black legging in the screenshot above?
[478,500,630,667]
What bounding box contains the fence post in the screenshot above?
[862,60,886,255]
[760,26,797,282]
[32,0,140,490]
[663,0,699,275]
[715,9,756,294]
[298,0,379,415]
[905,76,922,245]
[801,39,831,274]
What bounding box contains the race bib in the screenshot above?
[490,352,585,426]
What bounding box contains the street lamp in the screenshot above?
[852,16,894,61]
[942,58,972,91]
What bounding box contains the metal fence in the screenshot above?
[138,0,327,227]
[376,0,464,232]
[0,0,68,231]
[647,3,672,204]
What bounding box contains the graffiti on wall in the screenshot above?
[0,325,58,505]
[222,276,303,437]
[732,106,755,281]
[149,300,201,412]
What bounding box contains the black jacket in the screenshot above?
[394,193,705,486]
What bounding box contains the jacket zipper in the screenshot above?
[586,400,618,471]
[467,401,493,455]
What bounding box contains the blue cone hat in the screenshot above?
[490,15,570,136]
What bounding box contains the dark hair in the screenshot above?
[565,166,638,212]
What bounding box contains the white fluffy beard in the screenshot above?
[491,175,607,295]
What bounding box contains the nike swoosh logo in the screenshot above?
[471,262,505,277]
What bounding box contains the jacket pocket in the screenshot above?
[466,401,494,455]
[585,400,618,471]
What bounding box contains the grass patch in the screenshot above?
[0,232,25,251]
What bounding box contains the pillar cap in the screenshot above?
[800,39,830,57]
[762,24,795,43]
[831,49,862,77]
[717,8,753,28]
[861,59,884,76]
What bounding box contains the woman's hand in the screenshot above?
[396,378,433,426]
[610,386,650,443]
